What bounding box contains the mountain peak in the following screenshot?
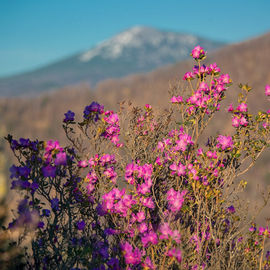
[79,26,200,62]
[0,26,225,96]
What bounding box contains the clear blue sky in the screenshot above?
[0,0,270,77]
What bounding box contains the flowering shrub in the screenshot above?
[3,47,270,269]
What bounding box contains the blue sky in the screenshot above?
[0,0,270,77]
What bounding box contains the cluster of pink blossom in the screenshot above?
[183,73,231,113]
[183,63,221,81]
[166,188,187,212]
[78,154,117,193]
[191,45,206,60]
[227,102,249,127]
[102,110,123,147]
[216,135,234,150]
[101,188,136,217]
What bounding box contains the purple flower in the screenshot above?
[107,258,120,269]
[51,198,59,211]
[11,180,30,190]
[63,110,75,122]
[42,209,51,217]
[31,182,39,192]
[227,205,235,214]
[83,101,104,121]
[19,138,30,147]
[54,152,67,166]
[10,139,19,150]
[42,165,56,178]
[10,165,19,179]
[38,221,45,229]
[18,166,31,178]
[77,220,86,230]
[18,199,28,214]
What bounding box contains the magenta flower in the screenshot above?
[216,135,233,150]
[191,45,206,60]
[171,96,183,104]
[54,152,67,166]
[220,74,231,84]
[169,162,186,176]
[136,211,145,223]
[240,116,248,126]
[140,197,155,209]
[121,242,142,265]
[167,248,182,263]
[209,63,220,74]
[236,103,248,112]
[141,231,158,247]
[167,188,187,212]
[232,117,240,127]
[138,222,148,233]
[183,71,194,81]
[227,104,234,112]
[265,85,270,96]
[78,160,88,168]
[159,223,173,240]
[142,256,155,269]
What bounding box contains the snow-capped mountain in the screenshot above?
[0,26,225,96]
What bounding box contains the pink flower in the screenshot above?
[232,117,240,127]
[142,256,155,269]
[121,242,142,265]
[191,45,206,59]
[265,85,270,96]
[159,223,173,240]
[216,84,224,93]
[167,188,187,212]
[227,104,234,112]
[183,71,194,80]
[141,231,158,247]
[197,148,203,156]
[240,116,248,126]
[54,152,67,166]
[169,162,186,176]
[104,167,117,184]
[171,96,183,104]
[167,248,182,263]
[209,63,220,74]
[236,103,247,112]
[78,160,88,168]
[220,74,231,84]
[136,211,145,223]
[140,197,155,209]
[198,82,209,92]
[216,135,233,150]
[138,222,148,233]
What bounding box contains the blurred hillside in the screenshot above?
[1,31,270,221]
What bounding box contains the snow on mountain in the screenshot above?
[79,26,199,62]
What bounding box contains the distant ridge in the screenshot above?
[0,26,224,96]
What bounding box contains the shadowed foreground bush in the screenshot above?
[2,46,270,269]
